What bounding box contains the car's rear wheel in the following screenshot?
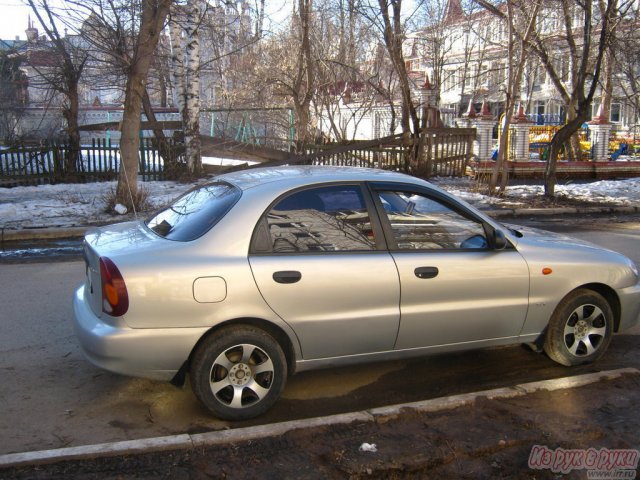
[544,289,613,366]
[190,326,287,420]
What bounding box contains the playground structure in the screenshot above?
[527,125,640,162]
[466,104,640,180]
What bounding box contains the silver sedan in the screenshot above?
[73,166,640,420]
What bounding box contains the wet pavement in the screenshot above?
[3,371,640,479]
[0,238,83,263]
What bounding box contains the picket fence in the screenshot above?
[0,138,169,187]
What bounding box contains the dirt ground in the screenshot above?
[4,373,639,480]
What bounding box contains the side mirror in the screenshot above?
[484,223,507,250]
[493,229,507,250]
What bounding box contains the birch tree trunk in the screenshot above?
[183,0,203,175]
[169,7,186,116]
[168,0,203,177]
[27,0,86,177]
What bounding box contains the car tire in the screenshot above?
[544,289,613,366]
[190,326,287,420]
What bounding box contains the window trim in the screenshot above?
[249,182,389,255]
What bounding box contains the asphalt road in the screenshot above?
[1,215,639,456]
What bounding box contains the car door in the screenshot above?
[370,184,530,350]
[249,184,400,359]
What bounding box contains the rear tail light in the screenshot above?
[99,257,129,317]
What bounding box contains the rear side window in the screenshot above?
[146,182,241,241]
[260,185,376,253]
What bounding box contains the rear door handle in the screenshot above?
[414,266,439,279]
[273,271,302,284]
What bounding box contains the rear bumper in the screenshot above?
[72,285,208,381]
[618,280,640,332]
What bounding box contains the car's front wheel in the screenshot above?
[544,289,613,366]
[190,326,287,420]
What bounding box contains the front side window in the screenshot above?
[263,185,375,253]
[376,190,488,250]
[146,182,241,241]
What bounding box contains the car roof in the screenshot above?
[216,165,427,191]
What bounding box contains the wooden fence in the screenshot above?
[0,138,170,187]
[2,128,475,187]
[299,128,475,177]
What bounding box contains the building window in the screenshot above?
[610,103,621,123]
[534,66,546,86]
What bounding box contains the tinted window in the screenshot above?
[146,182,241,241]
[266,185,375,252]
[377,191,487,250]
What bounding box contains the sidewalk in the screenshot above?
[2,369,639,479]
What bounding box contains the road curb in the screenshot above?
[2,206,638,242]
[1,226,90,242]
[1,368,637,469]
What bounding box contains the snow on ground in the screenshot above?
[202,156,258,167]
[0,156,256,229]
[434,177,640,208]
[0,181,187,229]
[1,171,639,230]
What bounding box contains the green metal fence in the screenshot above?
[0,138,170,187]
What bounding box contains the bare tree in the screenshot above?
[292,0,316,148]
[474,0,541,193]
[26,0,88,174]
[413,0,458,107]
[255,0,316,148]
[531,0,618,196]
[364,42,402,135]
[117,0,171,209]
[309,0,385,141]
[376,0,420,141]
[604,0,639,135]
[476,0,620,196]
[73,0,183,180]
[615,5,640,137]
[0,50,28,144]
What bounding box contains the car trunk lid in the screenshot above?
[82,221,163,318]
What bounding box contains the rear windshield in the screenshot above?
[146,182,241,241]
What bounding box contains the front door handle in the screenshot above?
[414,266,439,279]
[273,271,302,284]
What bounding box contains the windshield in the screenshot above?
[146,182,241,241]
